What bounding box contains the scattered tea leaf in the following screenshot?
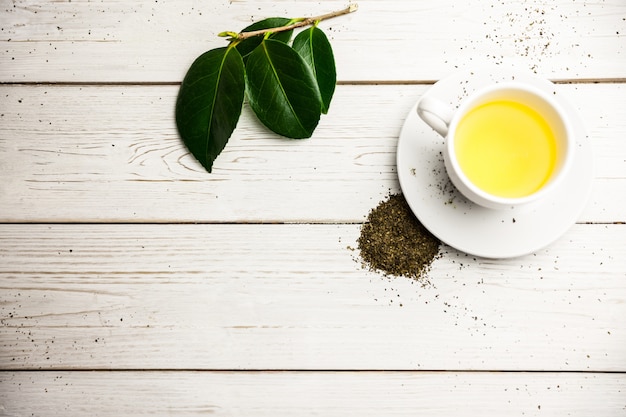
[293,26,336,113]
[245,39,322,138]
[175,45,245,172]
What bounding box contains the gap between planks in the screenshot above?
[1,78,626,87]
[0,221,623,226]
[2,369,625,374]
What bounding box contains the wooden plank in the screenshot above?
[0,371,624,417]
[1,223,624,371]
[1,0,625,83]
[1,83,624,223]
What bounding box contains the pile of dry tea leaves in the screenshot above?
[357,194,440,280]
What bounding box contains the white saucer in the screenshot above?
[396,69,594,259]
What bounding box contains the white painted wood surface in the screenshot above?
[1,83,625,223]
[2,0,625,82]
[1,371,625,416]
[1,223,625,371]
[1,0,625,416]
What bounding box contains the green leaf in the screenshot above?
[292,27,336,114]
[175,45,245,173]
[245,39,322,139]
[235,17,294,59]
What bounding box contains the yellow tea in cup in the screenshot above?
[417,81,573,209]
[454,99,558,198]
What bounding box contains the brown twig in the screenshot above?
[220,4,358,41]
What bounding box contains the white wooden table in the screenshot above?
[1,1,625,415]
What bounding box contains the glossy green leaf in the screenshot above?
[292,26,336,114]
[175,45,245,173]
[245,39,322,139]
[235,17,294,59]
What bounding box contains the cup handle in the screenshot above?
[417,96,455,137]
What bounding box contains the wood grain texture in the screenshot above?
[1,371,625,417]
[1,0,625,83]
[1,224,624,371]
[1,83,624,223]
[2,1,625,414]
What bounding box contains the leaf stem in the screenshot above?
[223,3,358,41]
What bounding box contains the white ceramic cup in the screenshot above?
[417,82,575,209]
